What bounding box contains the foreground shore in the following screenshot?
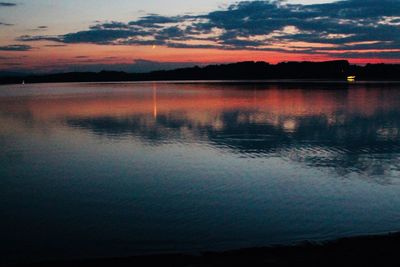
[13,232,400,267]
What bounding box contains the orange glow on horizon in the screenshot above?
[1,41,399,71]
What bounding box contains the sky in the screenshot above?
[0,0,399,73]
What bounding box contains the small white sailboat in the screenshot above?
[22,80,25,85]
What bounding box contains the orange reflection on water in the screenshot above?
[0,83,399,133]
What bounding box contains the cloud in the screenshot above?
[41,59,205,73]
[44,44,67,47]
[0,55,27,60]
[4,58,204,73]
[0,44,32,51]
[25,25,49,32]
[0,2,16,6]
[0,62,23,66]
[0,22,13,26]
[17,0,400,59]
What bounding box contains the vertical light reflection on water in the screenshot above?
[153,83,158,120]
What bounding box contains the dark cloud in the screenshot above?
[17,35,61,42]
[0,55,27,59]
[17,30,137,44]
[333,51,400,59]
[0,62,23,66]
[129,14,186,27]
[90,21,129,30]
[31,59,205,73]
[17,0,400,59]
[26,25,49,32]
[0,44,32,51]
[0,2,16,6]
[0,22,13,26]
[62,29,137,44]
[44,44,67,47]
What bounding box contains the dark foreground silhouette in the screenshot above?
[12,232,400,267]
[1,60,400,84]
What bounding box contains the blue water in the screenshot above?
[1,82,400,264]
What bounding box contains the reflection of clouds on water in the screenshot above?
[65,108,400,182]
[1,84,400,182]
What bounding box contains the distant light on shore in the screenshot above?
[347,76,356,82]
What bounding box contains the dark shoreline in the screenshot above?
[9,232,400,267]
[2,60,400,85]
[2,79,400,88]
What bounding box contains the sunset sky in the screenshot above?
[0,0,399,73]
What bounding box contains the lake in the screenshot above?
[1,82,400,264]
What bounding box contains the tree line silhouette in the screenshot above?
[1,60,400,84]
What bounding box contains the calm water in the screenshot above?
[1,82,400,264]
